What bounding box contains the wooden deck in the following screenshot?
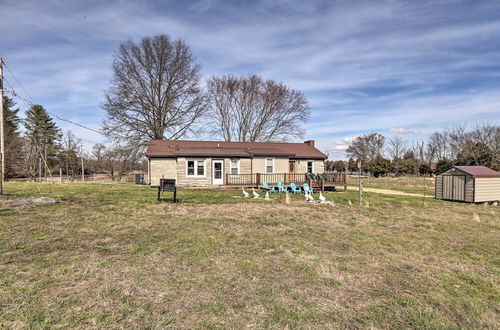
[225,172,347,191]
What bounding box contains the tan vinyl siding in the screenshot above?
[252,157,288,173]
[474,178,500,202]
[314,160,325,173]
[295,159,325,173]
[464,176,474,202]
[150,158,177,186]
[435,175,442,199]
[223,158,252,175]
[177,157,212,186]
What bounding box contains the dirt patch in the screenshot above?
[347,186,431,198]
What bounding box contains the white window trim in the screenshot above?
[230,158,240,175]
[307,160,314,173]
[266,158,275,174]
[186,159,206,177]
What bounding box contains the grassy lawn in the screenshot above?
[0,182,499,328]
[348,176,435,196]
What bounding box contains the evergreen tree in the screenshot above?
[24,105,61,177]
[435,158,453,173]
[2,96,23,177]
[367,155,393,177]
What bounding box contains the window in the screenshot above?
[266,158,274,174]
[197,160,204,176]
[307,161,314,174]
[186,160,205,176]
[231,159,240,175]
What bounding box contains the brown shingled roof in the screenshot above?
[146,140,327,159]
[454,166,500,178]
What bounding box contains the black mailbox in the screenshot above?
[158,179,178,202]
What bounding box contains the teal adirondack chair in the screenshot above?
[277,182,286,193]
[290,183,302,194]
[262,181,276,193]
[303,183,314,194]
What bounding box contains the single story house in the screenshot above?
[435,165,500,203]
[146,139,327,186]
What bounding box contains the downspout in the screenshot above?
[147,156,151,185]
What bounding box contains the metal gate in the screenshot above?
[442,175,466,201]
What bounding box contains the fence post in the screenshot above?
[256,173,260,186]
[344,168,348,191]
[225,173,228,185]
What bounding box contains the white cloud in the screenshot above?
[389,128,414,134]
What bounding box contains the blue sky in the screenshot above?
[1,0,499,159]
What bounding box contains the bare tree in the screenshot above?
[60,131,81,178]
[428,131,451,161]
[206,74,310,142]
[90,143,106,173]
[447,123,500,169]
[346,133,385,165]
[90,143,141,181]
[103,34,206,145]
[386,136,407,160]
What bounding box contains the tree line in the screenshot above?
[2,96,143,180]
[326,124,500,176]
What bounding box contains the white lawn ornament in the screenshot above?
[265,191,270,200]
[242,187,249,198]
[319,192,326,203]
[252,187,260,199]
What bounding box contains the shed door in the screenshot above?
[442,175,466,201]
[453,176,465,200]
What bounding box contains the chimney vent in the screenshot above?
[304,140,315,147]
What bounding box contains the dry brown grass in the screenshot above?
[0,182,499,328]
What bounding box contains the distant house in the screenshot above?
[145,140,327,186]
[435,166,500,203]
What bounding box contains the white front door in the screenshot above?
[212,160,224,185]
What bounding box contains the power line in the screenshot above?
[2,61,106,136]
[3,61,34,102]
[2,60,132,143]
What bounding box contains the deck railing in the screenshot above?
[225,173,309,185]
[225,172,347,188]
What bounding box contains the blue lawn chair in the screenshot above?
[262,181,276,193]
[303,183,314,194]
[277,182,286,193]
[290,183,302,194]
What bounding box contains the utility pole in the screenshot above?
[81,145,85,182]
[358,161,363,205]
[0,57,4,195]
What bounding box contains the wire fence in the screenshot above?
[10,173,145,184]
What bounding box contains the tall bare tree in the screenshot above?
[90,143,141,181]
[59,131,81,177]
[386,136,407,160]
[346,133,385,165]
[103,34,206,145]
[206,74,310,142]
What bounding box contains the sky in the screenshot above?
[1,0,499,159]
